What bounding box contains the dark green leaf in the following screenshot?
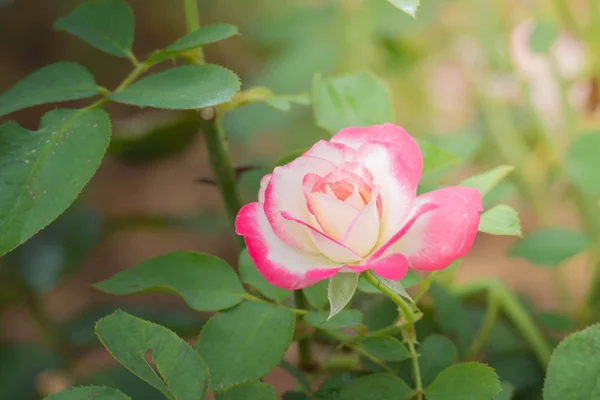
[215,381,277,400]
[424,362,501,400]
[313,372,371,399]
[387,0,420,17]
[529,20,558,54]
[478,205,522,236]
[239,249,291,302]
[0,109,110,256]
[417,334,458,387]
[359,336,410,361]
[461,166,514,197]
[283,392,308,400]
[489,353,543,392]
[0,63,100,117]
[149,25,238,63]
[565,131,600,196]
[303,279,329,309]
[83,366,164,399]
[364,298,398,331]
[536,312,576,332]
[509,228,590,267]
[312,72,394,134]
[497,381,516,400]
[196,301,295,390]
[544,324,600,400]
[95,310,209,400]
[337,373,412,399]
[7,207,102,294]
[94,251,245,311]
[54,0,134,58]
[430,283,471,356]
[0,345,63,399]
[43,386,130,400]
[328,273,359,319]
[109,65,240,109]
[304,310,363,330]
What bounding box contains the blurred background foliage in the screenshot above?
[1,0,600,398]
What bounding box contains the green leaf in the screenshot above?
[364,298,398,331]
[424,362,501,400]
[489,353,543,392]
[215,381,277,400]
[304,310,363,330]
[0,62,100,117]
[529,20,558,54]
[337,373,412,399]
[565,131,600,196]
[460,166,514,197]
[223,87,310,113]
[0,109,110,256]
[43,386,131,400]
[509,228,590,267]
[84,366,164,399]
[239,249,291,302]
[430,283,471,356]
[328,273,359,319]
[359,270,420,294]
[312,72,394,134]
[95,310,209,400]
[418,334,458,387]
[359,336,410,361]
[54,0,134,58]
[418,140,460,180]
[7,207,102,294]
[497,381,516,400]
[196,301,295,390]
[303,279,329,309]
[544,323,600,400]
[478,205,522,237]
[387,0,420,17]
[108,65,240,109]
[94,251,245,311]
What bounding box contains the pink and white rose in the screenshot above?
[235,124,483,290]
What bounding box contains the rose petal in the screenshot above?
[344,186,366,209]
[235,202,342,290]
[342,188,381,256]
[346,253,409,281]
[354,140,422,248]
[391,186,483,270]
[265,155,336,252]
[306,191,360,240]
[258,174,271,203]
[282,212,363,263]
[303,140,356,165]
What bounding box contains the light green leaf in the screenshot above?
[95,310,209,400]
[529,20,558,54]
[565,131,600,196]
[359,336,410,361]
[544,324,600,400]
[430,283,471,357]
[509,228,590,267]
[312,72,394,134]
[387,0,420,17]
[419,140,461,180]
[215,381,277,400]
[54,0,134,58]
[196,301,295,390]
[478,205,522,236]
[149,24,238,63]
[238,249,291,302]
[0,109,110,256]
[460,166,514,197]
[304,310,363,330]
[94,251,245,311]
[303,279,329,309]
[424,362,501,400]
[109,65,240,109]
[0,63,100,117]
[328,273,359,319]
[43,386,131,400]
[418,334,458,387]
[337,374,412,399]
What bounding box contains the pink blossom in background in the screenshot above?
[235,124,483,290]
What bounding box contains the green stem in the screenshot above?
[363,270,416,324]
[183,0,205,63]
[242,293,308,315]
[413,271,441,304]
[407,340,423,400]
[467,288,500,359]
[454,279,552,367]
[294,290,314,371]
[199,111,245,250]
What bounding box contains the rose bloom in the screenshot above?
[235,124,482,290]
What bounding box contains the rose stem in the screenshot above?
[294,290,315,372]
